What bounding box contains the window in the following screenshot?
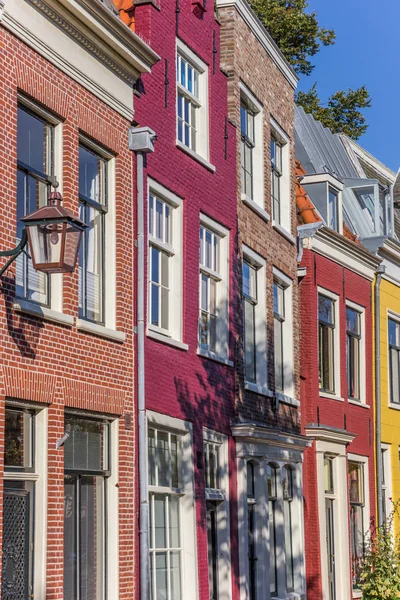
[242,247,268,393]
[64,415,110,600]
[283,466,295,592]
[204,440,220,492]
[267,464,278,596]
[389,318,400,404]
[381,445,392,522]
[2,405,47,600]
[205,441,221,600]
[270,119,290,231]
[247,462,257,600]
[348,462,365,589]
[271,136,282,223]
[199,217,229,360]
[148,181,183,342]
[318,294,336,393]
[328,187,339,231]
[78,144,108,323]
[274,282,285,392]
[324,456,336,600]
[346,307,361,400]
[148,417,197,600]
[241,102,255,199]
[16,104,55,305]
[274,270,294,399]
[176,41,208,160]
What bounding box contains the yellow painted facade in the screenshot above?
[377,277,400,529]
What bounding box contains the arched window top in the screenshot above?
[282,464,294,500]
[266,463,278,500]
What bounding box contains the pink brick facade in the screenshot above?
[133,2,238,599]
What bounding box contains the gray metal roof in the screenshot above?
[295,105,395,242]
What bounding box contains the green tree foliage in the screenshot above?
[248,0,335,76]
[359,503,400,599]
[296,83,372,140]
[246,0,372,140]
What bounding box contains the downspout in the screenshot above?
[375,263,386,527]
[128,126,157,600]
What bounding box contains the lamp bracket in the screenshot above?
[0,229,28,277]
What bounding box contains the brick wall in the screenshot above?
[133,1,239,598]
[300,247,376,600]
[0,27,136,599]
[218,5,301,432]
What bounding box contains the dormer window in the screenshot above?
[343,179,382,235]
[301,173,343,234]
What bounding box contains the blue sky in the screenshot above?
[299,0,399,173]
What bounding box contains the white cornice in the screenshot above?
[216,0,298,89]
[0,0,6,21]
[340,135,396,184]
[306,226,381,281]
[231,423,311,451]
[305,425,356,446]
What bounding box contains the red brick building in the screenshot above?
[296,162,380,600]
[0,1,157,598]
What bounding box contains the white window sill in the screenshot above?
[241,194,270,222]
[389,402,400,411]
[272,221,296,245]
[319,392,344,402]
[348,399,369,409]
[176,140,216,173]
[353,590,362,599]
[276,392,300,407]
[76,318,126,343]
[13,299,74,326]
[197,348,233,367]
[147,327,189,351]
[245,381,274,397]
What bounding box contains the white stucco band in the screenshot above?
[3,0,159,120]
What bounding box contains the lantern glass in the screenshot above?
[64,225,83,271]
[26,220,84,274]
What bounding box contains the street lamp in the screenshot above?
[0,192,86,277]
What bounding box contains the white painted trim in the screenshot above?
[300,173,344,191]
[270,119,291,233]
[342,136,396,184]
[34,407,48,599]
[76,318,126,342]
[199,213,230,360]
[318,286,341,397]
[176,38,207,72]
[275,392,300,407]
[215,0,298,88]
[241,86,264,209]
[241,194,270,222]
[148,180,184,342]
[345,300,366,404]
[381,443,392,523]
[245,381,273,397]
[242,244,265,268]
[147,410,190,435]
[319,392,344,402]
[197,348,234,367]
[273,268,294,398]
[203,429,232,600]
[147,327,189,351]
[176,141,216,172]
[13,300,74,326]
[107,418,119,598]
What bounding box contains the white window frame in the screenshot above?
[147,410,198,600]
[270,117,290,234]
[147,179,183,345]
[273,268,295,402]
[76,136,115,328]
[348,453,370,598]
[176,39,209,164]
[236,445,306,600]
[318,287,341,400]
[240,83,265,217]
[198,215,229,362]
[203,428,232,600]
[242,245,270,396]
[315,438,351,600]
[346,300,366,405]
[3,402,48,599]
[300,173,344,235]
[387,310,400,409]
[381,443,392,524]
[16,96,63,314]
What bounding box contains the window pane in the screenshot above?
[389,319,399,347]
[64,476,77,600]
[319,295,334,325]
[157,432,170,487]
[85,206,103,322]
[346,308,360,336]
[79,476,104,600]
[390,347,400,404]
[149,195,154,236]
[244,300,256,382]
[170,552,181,600]
[169,496,180,547]
[324,457,333,493]
[154,495,167,548]
[79,146,106,205]
[151,247,160,284]
[18,107,51,174]
[205,230,212,269]
[156,200,163,240]
[171,435,179,488]
[64,417,108,472]
[274,317,284,392]
[284,500,294,591]
[148,429,156,486]
[4,409,32,469]
[269,500,277,595]
[155,553,168,599]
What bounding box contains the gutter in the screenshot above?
[129,126,157,600]
[375,263,386,527]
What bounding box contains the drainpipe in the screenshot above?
[128,126,157,600]
[375,263,386,527]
